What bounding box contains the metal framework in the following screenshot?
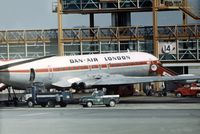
[61,25,200,41]
[1,25,199,44]
[52,0,200,58]
[0,25,199,61]
[52,0,184,14]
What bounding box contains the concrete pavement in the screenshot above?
[1,104,200,134]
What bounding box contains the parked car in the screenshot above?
[175,83,200,97]
[79,90,120,107]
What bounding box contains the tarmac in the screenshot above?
[1,93,200,134]
[1,104,200,134]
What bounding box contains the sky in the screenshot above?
[0,0,199,30]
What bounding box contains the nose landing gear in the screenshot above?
[4,87,19,107]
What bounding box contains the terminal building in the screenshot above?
[0,0,200,78]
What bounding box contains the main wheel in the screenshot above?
[196,93,200,97]
[27,100,34,107]
[13,97,19,107]
[41,103,47,107]
[176,93,182,98]
[163,92,167,97]
[47,100,55,107]
[82,105,87,107]
[87,101,93,107]
[109,100,116,107]
[59,102,67,107]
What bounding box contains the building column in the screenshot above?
[111,12,131,51]
[182,0,188,26]
[90,13,94,27]
[153,0,159,58]
[111,12,131,27]
[89,13,95,38]
[57,0,64,56]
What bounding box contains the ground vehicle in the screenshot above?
[79,90,120,107]
[175,83,200,97]
[24,82,73,107]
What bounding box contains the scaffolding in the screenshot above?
[0,25,199,61]
[52,0,182,13]
[1,25,199,44]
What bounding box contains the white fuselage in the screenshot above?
[0,52,159,90]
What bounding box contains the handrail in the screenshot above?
[180,7,200,20]
[0,25,199,44]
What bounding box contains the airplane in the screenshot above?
[0,51,200,92]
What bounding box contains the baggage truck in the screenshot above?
[24,82,73,107]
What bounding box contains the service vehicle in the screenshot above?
[79,90,120,107]
[175,83,200,97]
[24,82,73,107]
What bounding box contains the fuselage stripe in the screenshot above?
[0,60,159,73]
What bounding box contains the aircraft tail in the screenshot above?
[0,60,10,67]
[0,55,55,70]
[0,60,5,66]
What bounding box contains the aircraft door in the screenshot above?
[29,68,35,82]
[48,65,53,80]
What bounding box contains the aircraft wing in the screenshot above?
[52,79,72,88]
[0,55,55,70]
[52,75,102,88]
[52,74,200,88]
[92,75,200,86]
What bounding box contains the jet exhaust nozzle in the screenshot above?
[71,82,90,90]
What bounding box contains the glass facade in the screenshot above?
[9,44,26,59]
[27,43,45,58]
[0,39,199,61]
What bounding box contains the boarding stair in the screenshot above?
[156,65,178,76]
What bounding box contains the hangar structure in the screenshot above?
[0,0,200,74]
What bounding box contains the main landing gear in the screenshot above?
[4,87,19,107]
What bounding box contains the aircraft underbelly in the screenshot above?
[4,73,30,89]
[4,73,51,90]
